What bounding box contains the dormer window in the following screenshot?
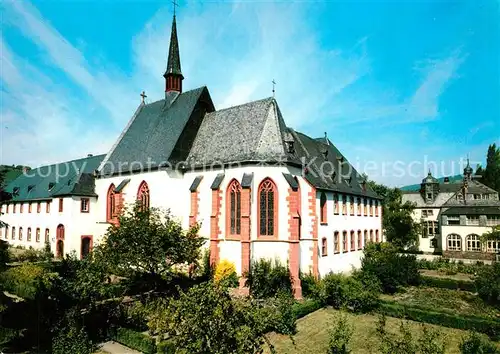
[286,140,295,154]
[27,185,35,193]
[48,182,55,191]
[426,193,432,199]
[13,187,20,196]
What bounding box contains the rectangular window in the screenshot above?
[357,231,362,250]
[5,204,8,214]
[334,232,339,253]
[20,203,23,213]
[447,215,460,225]
[334,194,339,214]
[369,200,373,216]
[36,228,40,242]
[363,199,367,216]
[46,202,50,213]
[13,204,16,213]
[321,238,327,256]
[375,201,379,217]
[342,231,347,252]
[341,195,347,215]
[59,198,64,212]
[81,198,90,213]
[349,196,354,215]
[486,215,500,226]
[486,241,500,253]
[37,202,41,213]
[466,216,479,226]
[28,203,32,213]
[45,229,50,243]
[350,231,355,251]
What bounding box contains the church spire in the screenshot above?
[164,14,183,94]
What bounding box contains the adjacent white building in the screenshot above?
[1,14,382,298]
[402,163,500,261]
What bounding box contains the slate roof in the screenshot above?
[99,86,211,175]
[187,97,289,165]
[4,154,105,202]
[442,206,500,216]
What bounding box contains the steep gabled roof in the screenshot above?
[187,97,288,165]
[5,154,105,202]
[99,86,212,175]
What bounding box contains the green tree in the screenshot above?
[98,203,204,287]
[142,282,293,354]
[327,313,353,354]
[367,180,420,248]
[482,143,500,193]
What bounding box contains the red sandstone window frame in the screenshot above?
[350,230,355,251]
[81,198,90,213]
[28,202,32,213]
[376,229,379,243]
[334,231,340,253]
[370,229,374,243]
[369,200,373,216]
[342,195,347,215]
[334,194,339,214]
[342,231,348,252]
[363,199,368,216]
[27,227,32,242]
[349,196,354,215]
[107,184,116,222]
[364,230,368,245]
[13,203,16,214]
[357,197,361,215]
[46,201,51,213]
[12,227,15,240]
[137,181,150,211]
[37,202,41,214]
[226,179,242,239]
[257,178,278,238]
[321,237,327,256]
[375,201,379,216]
[320,192,327,224]
[36,228,40,242]
[56,224,65,240]
[19,227,23,241]
[20,203,23,213]
[357,230,362,250]
[80,235,93,259]
[45,228,50,243]
[58,198,63,213]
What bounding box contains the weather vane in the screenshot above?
[272,79,276,98]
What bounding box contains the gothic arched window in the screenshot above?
[227,179,242,237]
[320,192,327,224]
[447,234,462,251]
[466,234,481,252]
[137,181,150,211]
[107,184,116,222]
[258,178,277,237]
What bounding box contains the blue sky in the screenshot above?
[1,0,499,186]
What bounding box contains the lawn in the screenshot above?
[380,286,500,320]
[266,308,498,354]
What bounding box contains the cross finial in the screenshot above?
[172,0,178,16]
[272,79,276,98]
[140,91,147,103]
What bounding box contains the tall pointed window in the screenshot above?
[107,184,116,222]
[342,195,347,215]
[258,178,277,237]
[320,192,327,224]
[357,197,361,215]
[227,179,242,238]
[137,181,150,211]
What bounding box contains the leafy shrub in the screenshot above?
[376,315,446,354]
[52,320,94,354]
[245,258,292,298]
[361,243,420,294]
[292,299,323,319]
[319,272,380,312]
[0,240,9,270]
[0,263,57,299]
[327,313,353,354]
[474,262,500,307]
[300,272,322,299]
[377,301,500,340]
[214,259,239,287]
[156,339,176,353]
[421,275,475,292]
[417,258,488,275]
[9,245,52,263]
[109,327,156,354]
[459,332,500,354]
[254,291,297,335]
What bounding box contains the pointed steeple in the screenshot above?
[164,15,184,94]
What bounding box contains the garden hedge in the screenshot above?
[375,301,500,340]
[109,327,156,354]
[420,275,476,292]
[292,299,324,319]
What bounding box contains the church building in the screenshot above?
[1,14,383,297]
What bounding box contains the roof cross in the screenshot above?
[272,79,276,98]
[172,0,179,16]
[140,91,147,103]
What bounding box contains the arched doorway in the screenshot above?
[81,237,92,259]
[56,240,64,258]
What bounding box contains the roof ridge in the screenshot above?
[143,86,207,107]
[210,96,273,115]
[20,154,106,173]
